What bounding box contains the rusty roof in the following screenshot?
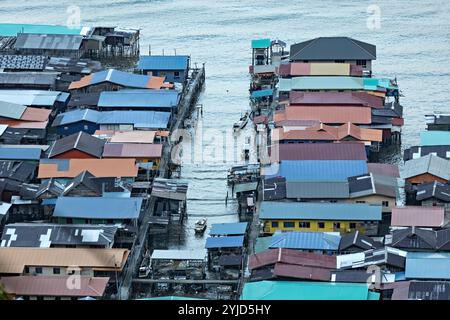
[20,107,51,122]
[391,206,445,227]
[0,247,129,274]
[37,158,138,178]
[270,143,367,161]
[0,119,48,129]
[273,263,332,281]
[1,276,110,297]
[274,106,372,124]
[103,143,162,158]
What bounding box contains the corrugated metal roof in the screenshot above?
[69,69,165,90]
[20,107,51,122]
[286,181,350,199]
[0,23,86,36]
[270,143,367,161]
[52,109,100,126]
[416,181,450,202]
[391,206,444,227]
[260,202,382,221]
[108,131,156,144]
[210,222,248,236]
[401,154,450,180]
[368,163,400,178]
[53,197,143,219]
[0,90,62,106]
[265,160,368,182]
[242,281,378,300]
[49,132,105,158]
[138,55,189,70]
[0,202,12,216]
[404,145,450,161]
[0,247,129,274]
[0,100,27,119]
[289,92,384,108]
[251,89,273,98]
[279,76,364,91]
[406,252,450,279]
[274,263,332,281]
[102,143,162,158]
[15,33,83,51]
[233,181,258,193]
[0,147,41,160]
[0,54,47,71]
[98,90,180,109]
[420,131,450,146]
[0,72,56,87]
[290,37,376,61]
[151,249,206,261]
[1,276,109,297]
[251,39,271,49]
[275,106,372,124]
[269,231,341,251]
[205,236,244,249]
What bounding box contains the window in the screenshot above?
[66,218,73,224]
[84,125,89,130]
[283,221,295,228]
[35,267,43,274]
[24,266,30,273]
[317,222,325,229]
[271,221,279,228]
[349,223,357,229]
[356,60,367,67]
[174,71,180,78]
[335,60,345,63]
[356,201,366,204]
[299,221,311,228]
[64,126,69,131]
[333,222,341,229]
[53,268,60,275]
[382,201,389,207]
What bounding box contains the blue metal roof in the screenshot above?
[98,90,180,109]
[420,131,450,146]
[251,39,271,49]
[0,90,62,106]
[269,231,341,251]
[53,197,143,220]
[251,89,274,99]
[138,55,189,71]
[205,236,245,249]
[260,202,382,221]
[0,147,41,160]
[53,109,171,129]
[90,69,153,89]
[406,252,450,279]
[266,160,368,182]
[210,222,248,236]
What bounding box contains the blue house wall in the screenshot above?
[56,120,99,136]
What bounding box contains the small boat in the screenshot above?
[233,112,249,131]
[194,218,207,234]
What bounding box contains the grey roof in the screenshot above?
[290,37,376,61]
[0,161,37,182]
[62,171,102,196]
[0,100,27,119]
[339,231,382,252]
[407,281,450,300]
[401,154,450,181]
[0,54,47,70]
[263,177,286,201]
[391,227,437,250]
[0,223,118,248]
[436,229,450,251]
[35,178,66,199]
[404,145,450,161]
[151,178,188,201]
[336,247,407,270]
[285,181,350,199]
[67,92,101,108]
[416,181,450,202]
[234,182,258,193]
[48,131,105,158]
[14,33,83,51]
[0,72,57,87]
[348,173,398,198]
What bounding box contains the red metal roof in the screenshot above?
[1,276,109,297]
[289,92,383,108]
[274,106,372,124]
[270,143,368,161]
[273,263,332,281]
[249,248,336,270]
[391,206,445,227]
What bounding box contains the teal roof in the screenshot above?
[363,78,397,91]
[420,131,450,146]
[241,281,380,300]
[0,23,85,37]
[252,39,271,49]
[254,236,273,253]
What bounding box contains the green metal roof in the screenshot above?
[254,236,273,253]
[420,131,450,146]
[252,39,271,49]
[0,23,85,37]
[241,281,380,300]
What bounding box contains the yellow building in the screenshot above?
[260,202,382,236]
